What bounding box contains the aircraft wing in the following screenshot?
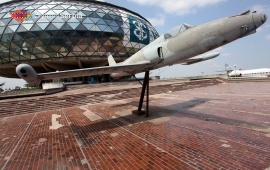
[38,62,152,80]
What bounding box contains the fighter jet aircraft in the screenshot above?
[16,10,267,86]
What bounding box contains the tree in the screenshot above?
[0,82,4,92]
[24,83,41,90]
[15,86,21,90]
[24,83,31,89]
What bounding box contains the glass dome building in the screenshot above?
[0,0,159,78]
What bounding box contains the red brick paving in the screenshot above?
[0,80,270,169]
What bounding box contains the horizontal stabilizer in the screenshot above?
[108,54,116,66]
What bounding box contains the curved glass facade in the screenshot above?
[0,0,159,77]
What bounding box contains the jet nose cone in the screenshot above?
[253,13,267,28]
[261,13,267,24]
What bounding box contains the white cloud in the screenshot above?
[266,34,270,40]
[147,14,165,27]
[128,0,226,15]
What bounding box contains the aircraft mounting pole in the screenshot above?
[146,71,149,117]
[138,71,149,117]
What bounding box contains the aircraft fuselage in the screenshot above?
[110,11,267,78]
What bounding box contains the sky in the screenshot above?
[0,0,270,89]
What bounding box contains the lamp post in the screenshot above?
[234,65,237,78]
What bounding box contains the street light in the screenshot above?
[234,65,237,78]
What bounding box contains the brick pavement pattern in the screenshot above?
[0,79,270,169]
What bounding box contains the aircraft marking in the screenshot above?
[49,114,64,130]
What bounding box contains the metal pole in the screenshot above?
[138,71,149,112]
[234,65,236,78]
[146,71,149,117]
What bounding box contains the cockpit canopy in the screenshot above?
[164,24,195,39]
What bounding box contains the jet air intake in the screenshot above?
[252,12,267,28]
[261,14,267,24]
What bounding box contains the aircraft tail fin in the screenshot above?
[225,63,233,71]
[108,53,116,66]
[216,63,234,73]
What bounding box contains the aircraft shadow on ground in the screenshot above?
[70,98,266,134]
